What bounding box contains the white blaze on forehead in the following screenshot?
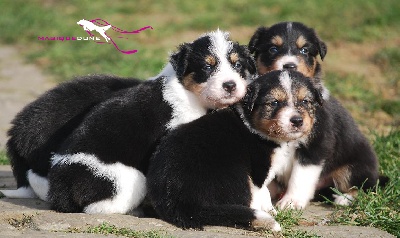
[286,22,293,33]
[208,29,233,58]
[279,71,293,105]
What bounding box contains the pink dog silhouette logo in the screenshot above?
[77,18,153,54]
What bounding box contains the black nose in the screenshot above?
[222,81,236,93]
[290,115,303,127]
[283,63,297,70]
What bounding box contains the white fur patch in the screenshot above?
[249,179,276,215]
[267,141,298,185]
[27,170,49,201]
[51,153,147,214]
[277,160,323,209]
[162,75,207,130]
[276,55,299,70]
[253,210,282,231]
[0,186,37,199]
[333,193,354,206]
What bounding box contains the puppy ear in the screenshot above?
[241,81,260,115]
[238,45,257,75]
[248,26,269,55]
[170,43,191,78]
[313,87,324,106]
[318,39,327,61]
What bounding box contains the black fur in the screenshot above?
[147,70,324,230]
[147,108,278,230]
[47,31,256,213]
[6,75,141,188]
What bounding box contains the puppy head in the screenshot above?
[249,22,327,78]
[242,70,323,143]
[170,30,256,109]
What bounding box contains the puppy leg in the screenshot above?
[250,183,277,215]
[277,160,322,209]
[27,169,49,201]
[84,165,146,214]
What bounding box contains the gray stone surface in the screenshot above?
[0,165,396,238]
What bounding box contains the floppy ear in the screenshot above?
[248,26,269,55]
[238,45,257,75]
[241,81,260,115]
[318,39,327,61]
[170,43,191,79]
[313,87,324,106]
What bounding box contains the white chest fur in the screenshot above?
[162,75,207,130]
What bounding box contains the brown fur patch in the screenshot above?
[182,73,204,96]
[296,58,317,78]
[331,165,352,192]
[296,86,309,102]
[205,55,216,66]
[271,88,287,102]
[271,35,283,46]
[229,52,239,63]
[252,109,282,138]
[257,57,276,75]
[296,35,307,49]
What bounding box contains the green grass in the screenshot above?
[75,222,173,238]
[273,209,320,238]
[328,130,400,237]
[0,150,9,165]
[1,0,399,80]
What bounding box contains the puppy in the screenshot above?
[249,21,328,99]
[2,75,141,200]
[47,30,256,214]
[147,70,324,231]
[249,22,384,208]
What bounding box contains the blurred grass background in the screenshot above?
[0,0,399,236]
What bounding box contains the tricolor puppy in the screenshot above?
[147,70,327,231]
[2,75,141,200]
[47,30,256,214]
[249,22,384,208]
[249,21,329,99]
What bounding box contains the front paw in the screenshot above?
[276,195,308,210]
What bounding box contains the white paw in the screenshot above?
[276,195,308,210]
[253,210,282,231]
[333,194,354,206]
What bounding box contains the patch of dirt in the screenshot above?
[0,45,55,149]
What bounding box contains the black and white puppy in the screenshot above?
[147,70,325,231]
[2,75,141,200]
[249,22,383,208]
[47,30,256,214]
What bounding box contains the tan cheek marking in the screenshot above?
[252,108,287,139]
[296,57,317,78]
[205,55,216,66]
[182,73,204,96]
[300,110,314,136]
[229,52,239,63]
[331,165,352,192]
[296,35,307,49]
[271,35,283,46]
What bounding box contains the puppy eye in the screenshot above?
[269,46,278,54]
[301,99,309,105]
[233,61,242,70]
[270,100,279,107]
[203,64,213,72]
[300,47,309,55]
